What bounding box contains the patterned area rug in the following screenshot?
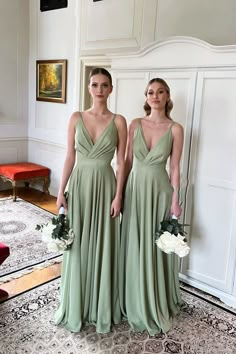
[0,198,61,281]
[0,278,235,354]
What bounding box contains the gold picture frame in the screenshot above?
[36,59,67,103]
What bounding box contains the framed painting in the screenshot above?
[36,59,67,103]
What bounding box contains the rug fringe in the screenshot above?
[0,256,62,285]
[0,196,14,201]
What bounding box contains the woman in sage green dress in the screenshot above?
[54,67,127,333]
[120,78,184,335]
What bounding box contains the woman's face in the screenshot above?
[146,82,169,111]
[88,74,113,102]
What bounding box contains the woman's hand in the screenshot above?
[110,196,122,218]
[171,201,182,218]
[56,193,68,213]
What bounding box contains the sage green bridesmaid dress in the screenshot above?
[120,119,183,335]
[55,114,121,333]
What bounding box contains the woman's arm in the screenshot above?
[124,119,139,181]
[169,122,184,218]
[56,112,79,211]
[110,115,127,218]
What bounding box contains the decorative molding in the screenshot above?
[111,36,236,58]
[140,0,158,48]
[80,0,143,54]
[28,137,66,149]
[109,36,236,71]
[0,137,28,142]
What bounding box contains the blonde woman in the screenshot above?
[120,78,184,335]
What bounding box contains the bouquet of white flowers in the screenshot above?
[36,206,74,252]
[155,215,190,258]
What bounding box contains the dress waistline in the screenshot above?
[133,159,166,169]
[77,159,111,168]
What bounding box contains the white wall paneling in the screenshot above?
[0,139,28,164]
[0,139,28,190]
[183,71,236,302]
[80,0,141,53]
[28,139,66,197]
[0,0,29,140]
[80,0,159,54]
[155,0,236,46]
[109,71,150,121]
[109,37,236,307]
[26,0,80,195]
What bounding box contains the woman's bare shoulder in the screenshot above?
[69,111,81,126]
[114,114,126,124]
[129,117,142,130]
[172,121,184,133]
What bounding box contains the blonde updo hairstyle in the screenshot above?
[143,78,173,117]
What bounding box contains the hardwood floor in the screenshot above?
[0,186,58,214]
[0,187,61,302]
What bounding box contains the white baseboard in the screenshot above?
[180,273,236,309]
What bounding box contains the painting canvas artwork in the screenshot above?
[36,59,67,103]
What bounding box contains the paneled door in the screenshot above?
[183,70,236,300]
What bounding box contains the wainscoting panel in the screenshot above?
[28,139,66,197]
[80,0,157,54]
[184,71,236,295]
[0,139,28,190]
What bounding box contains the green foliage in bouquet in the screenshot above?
[36,213,71,242]
[155,218,188,240]
[35,192,74,252]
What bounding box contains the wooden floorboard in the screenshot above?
[0,188,61,302]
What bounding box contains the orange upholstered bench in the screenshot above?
[0,162,50,201]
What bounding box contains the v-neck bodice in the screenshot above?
[133,120,174,166]
[74,115,118,163]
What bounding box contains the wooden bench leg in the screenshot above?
[12,180,17,202]
[43,176,50,195]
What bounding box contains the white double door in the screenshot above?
[110,69,236,306]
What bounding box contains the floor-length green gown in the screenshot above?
[120,119,183,335]
[55,114,121,333]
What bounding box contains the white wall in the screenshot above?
[0,0,29,189]
[27,0,80,196]
[155,0,236,45]
[0,0,29,140]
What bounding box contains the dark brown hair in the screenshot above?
[89,67,112,86]
[143,78,173,117]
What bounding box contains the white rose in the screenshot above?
[47,242,61,252]
[174,237,190,258]
[67,230,75,245]
[176,234,185,242]
[41,223,56,240]
[55,238,67,250]
[156,231,178,254]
